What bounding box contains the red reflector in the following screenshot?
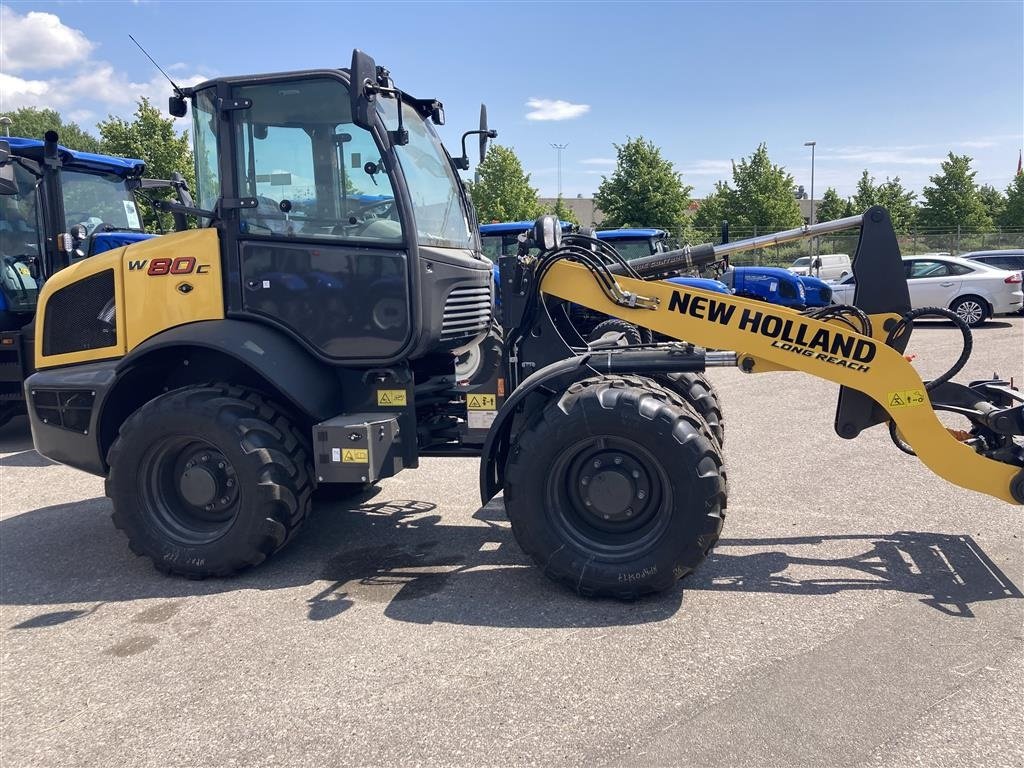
[1004,273,1023,284]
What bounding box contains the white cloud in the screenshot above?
[580,157,614,165]
[0,72,53,110]
[680,160,733,176]
[818,146,944,165]
[0,5,94,73]
[525,98,590,121]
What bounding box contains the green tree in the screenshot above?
[977,184,1007,225]
[816,187,847,222]
[875,176,917,233]
[719,144,803,231]
[692,182,730,239]
[594,137,693,234]
[917,153,992,230]
[851,170,877,213]
[1001,173,1024,228]
[548,195,580,226]
[470,145,542,223]
[97,97,195,231]
[5,107,101,152]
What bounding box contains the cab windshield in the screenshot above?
[378,98,473,250]
[61,169,143,235]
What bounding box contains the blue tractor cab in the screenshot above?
[596,227,731,296]
[719,265,831,308]
[0,133,176,426]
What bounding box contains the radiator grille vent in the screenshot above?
[42,270,116,357]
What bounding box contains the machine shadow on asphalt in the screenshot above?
[693,532,1022,617]
[2,492,1020,627]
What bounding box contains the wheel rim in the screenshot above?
[546,435,672,562]
[955,300,984,325]
[455,342,483,381]
[138,436,240,546]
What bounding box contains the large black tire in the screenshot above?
[504,376,727,598]
[106,384,313,578]
[587,318,642,347]
[645,372,725,447]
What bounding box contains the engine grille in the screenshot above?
[441,284,492,341]
[42,270,117,357]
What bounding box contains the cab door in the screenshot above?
[904,259,962,308]
[227,76,413,362]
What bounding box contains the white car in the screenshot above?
[789,253,852,280]
[829,255,1024,326]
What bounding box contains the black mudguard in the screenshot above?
[118,320,344,422]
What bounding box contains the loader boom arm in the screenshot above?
[537,260,1023,505]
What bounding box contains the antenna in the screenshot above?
[129,34,184,98]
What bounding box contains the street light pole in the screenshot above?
[551,142,569,199]
[804,140,817,273]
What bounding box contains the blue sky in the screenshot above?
[2,1,1022,199]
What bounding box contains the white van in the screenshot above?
[789,253,851,280]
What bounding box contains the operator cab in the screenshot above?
[595,228,672,261]
[0,136,152,330]
[181,51,493,364]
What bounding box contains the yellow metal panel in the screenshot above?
[33,249,127,368]
[540,261,1020,504]
[120,229,225,351]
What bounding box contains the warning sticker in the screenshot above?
[341,448,369,463]
[331,447,341,463]
[467,393,496,410]
[468,410,497,430]
[377,389,407,407]
[887,389,927,409]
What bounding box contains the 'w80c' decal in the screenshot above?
[128,257,210,275]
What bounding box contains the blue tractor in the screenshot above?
[0,132,184,426]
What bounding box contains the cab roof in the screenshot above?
[596,228,666,240]
[8,136,145,177]
[480,221,573,235]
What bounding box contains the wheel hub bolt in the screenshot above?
[603,514,610,520]
[624,507,633,517]
[585,500,592,506]
[593,459,601,468]
[219,497,228,505]
[580,476,589,486]
[614,456,622,465]
[226,479,234,487]
[637,490,647,500]
[217,462,225,469]
[205,504,213,511]
[632,470,640,479]
[201,455,209,462]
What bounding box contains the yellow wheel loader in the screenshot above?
[23,51,1023,597]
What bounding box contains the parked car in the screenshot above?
[961,249,1024,272]
[789,252,852,280]
[829,255,1024,326]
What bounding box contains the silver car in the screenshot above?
[830,255,1024,326]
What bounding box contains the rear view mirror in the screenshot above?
[479,104,496,164]
[349,49,378,130]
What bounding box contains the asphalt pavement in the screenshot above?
[2,317,1022,767]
